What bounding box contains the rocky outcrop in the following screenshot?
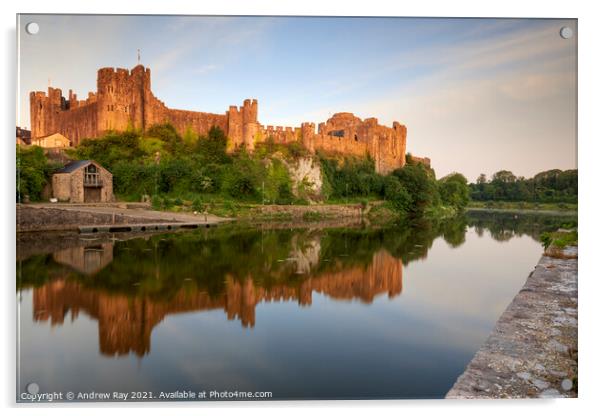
[283,156,323,199]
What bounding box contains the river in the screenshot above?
[16,211,576,401]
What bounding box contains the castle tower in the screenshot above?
[242,99,259,151]
[129,65,152,130]
[29,91,48,138]
[97,65,151,134]
[301,122,316,152]
[392,121,407,168]
[29,87,64,139]
[227,105,243,150]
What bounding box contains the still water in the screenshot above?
[16,212,574,400]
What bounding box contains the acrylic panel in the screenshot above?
[16,15,578,403]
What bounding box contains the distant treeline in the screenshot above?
[469,169,577,203]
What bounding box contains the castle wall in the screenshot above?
[30,65,412,174]
[266,113,407,174]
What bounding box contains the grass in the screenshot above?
[117,191,467,225]
[468,200,577,212]
[541,229,578,258]
[541,230,578,249]
[302,211,324,222]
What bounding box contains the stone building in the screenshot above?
[30,64,429,174]
[52,160,114,203]
[31,132,70,148]
[16,127,31,145]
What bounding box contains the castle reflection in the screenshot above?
[20,212,572,358]
[27,229,404,357]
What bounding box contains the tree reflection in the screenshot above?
[17,212,574,356]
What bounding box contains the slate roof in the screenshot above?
[55,160,96,174]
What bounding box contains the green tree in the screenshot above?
[383,175,412,212]
[438,172,470,209]
[16,145,56,202]
[392,164,438,215]
[196,126,229,164]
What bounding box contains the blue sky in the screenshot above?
[18,15,576,180]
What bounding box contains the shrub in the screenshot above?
[392,164,438,215]
[438,172,470,209]
[383,175,412,212]
[16,145,54,202]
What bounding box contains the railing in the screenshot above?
[84,173,102,187]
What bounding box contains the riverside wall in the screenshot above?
[446,247,578,398]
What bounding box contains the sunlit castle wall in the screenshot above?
[30,65,412,173]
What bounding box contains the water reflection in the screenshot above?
[32,247,402,356]
[17,211,576,399]
[18,212,573,358]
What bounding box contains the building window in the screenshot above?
[84,164,101,187]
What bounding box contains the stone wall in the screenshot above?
[409,155,431,168]
[51,174,71,202]
[16,205,171,232]
[446,248,578,399]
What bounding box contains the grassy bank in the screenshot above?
[468,200,577,212]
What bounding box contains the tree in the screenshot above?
[146,123,184,155]
[492,170,517,184]
[196,126,229,164]
[16,145,53,202]
[383,175,412,212]
[469,169,577,203]
[438,173,470,209]
[391,164,438,215]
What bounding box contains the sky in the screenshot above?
[17,15,577,180]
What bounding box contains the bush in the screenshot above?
[384,175,412,212]
[192,197,204,212]
[438,172,470,209]
[319,154,382,200]
[196,126,229,164]
[392,164,438,215]
[222,155,263,199]
[16,146,56,202]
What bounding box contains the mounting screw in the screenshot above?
[25,22,40,35]
[559,26,573,39]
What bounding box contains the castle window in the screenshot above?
[354,134,358,142]
[327,129,345,138]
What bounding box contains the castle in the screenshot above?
[30,65,422,174]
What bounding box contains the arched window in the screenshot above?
[84,164,101,187]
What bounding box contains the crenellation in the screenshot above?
[30,64,421,173]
